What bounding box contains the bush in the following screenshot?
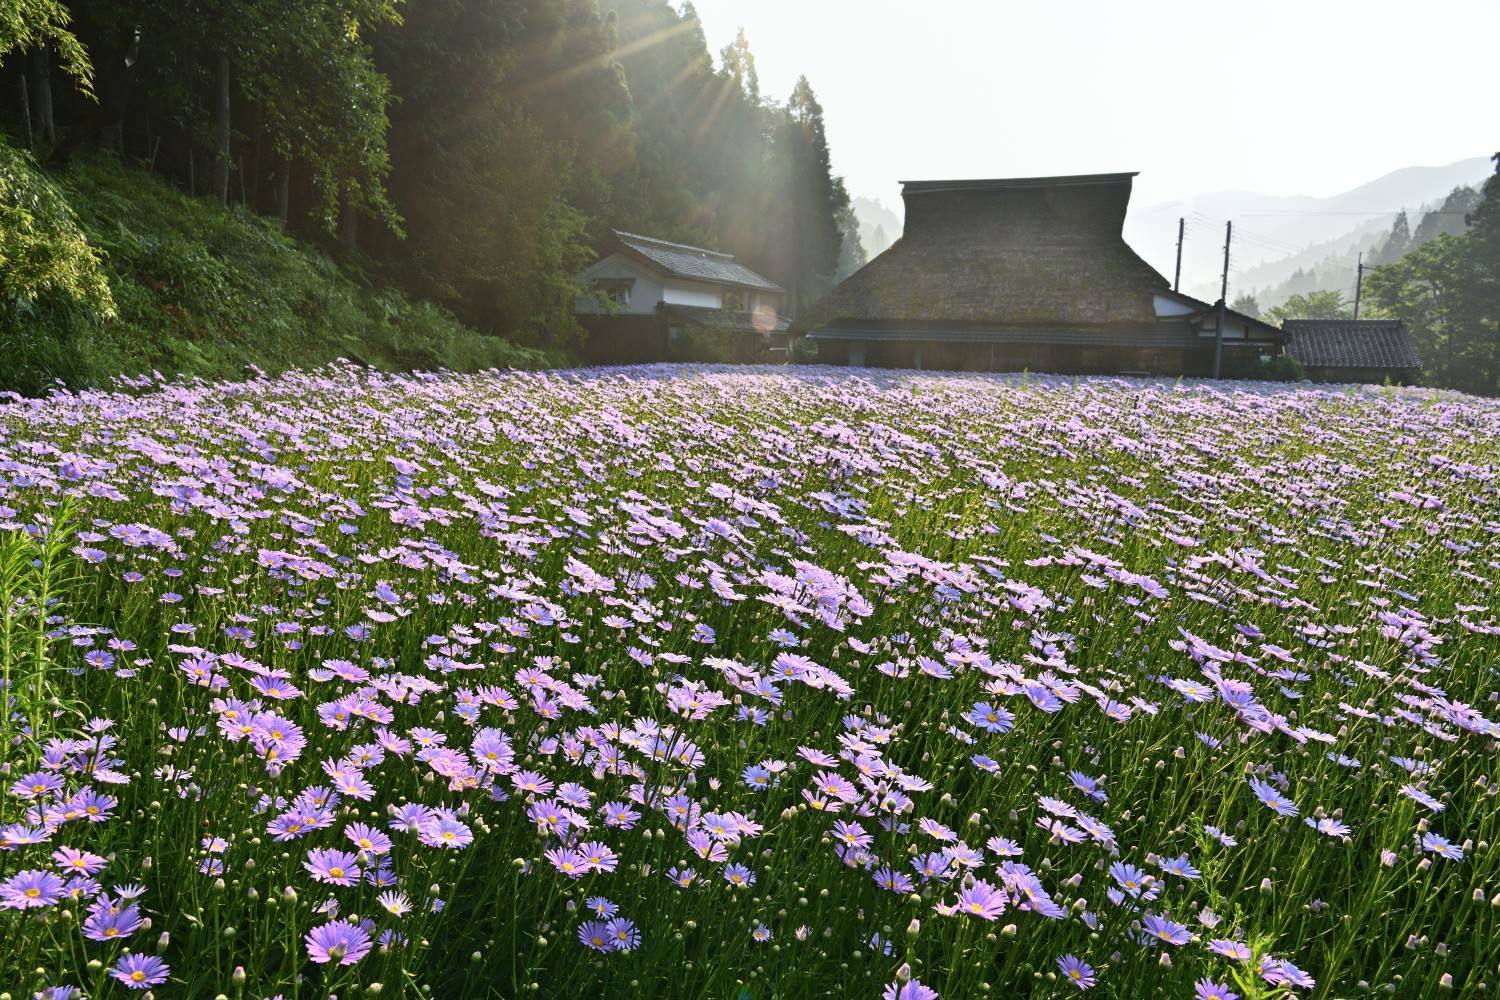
[666,325,782,363]
[1220,349,1306,382]
[0,140,119,393]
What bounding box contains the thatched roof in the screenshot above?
[796,173,1170,332]
[1284,320,1421,370]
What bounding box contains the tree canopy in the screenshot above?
[1263,290,1350,327]
[1365,153,1500,396]
[1,0,862,352]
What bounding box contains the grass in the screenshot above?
[0,365,1497,999]
[0,136,549,396]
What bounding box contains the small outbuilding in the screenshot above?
[1283,320,1422,384]
[576,231,789,364]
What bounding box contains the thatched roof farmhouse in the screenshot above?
[796,172,1281,375]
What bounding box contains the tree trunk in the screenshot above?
[245,104,262,211]
[275,156,291,226]
[19,73,32,148]
[29,44,55,145]
[339,192,359,249]
[212,49,231,207]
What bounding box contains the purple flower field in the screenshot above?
[1,364,1498,998]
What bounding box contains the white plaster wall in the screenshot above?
[576,256,665,315]
[661,280,722,308]
[1153,294,1197,318]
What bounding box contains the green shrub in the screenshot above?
[667,325,781,364]
[1220,348,1306,382]
[789,336,819,363]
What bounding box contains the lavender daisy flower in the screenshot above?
[1056,954,1096,990]
[109,954,170,989]
[724,863,756,887]
[1247,777,1298,817]
[1208,939,1252,961]
[0,869,66,909]
[955,879,1007,920]
[1141,912,1191,946]
[305,848,361,886]
[83,901,144,941]
[305,918,374,965]
[1158,854,1201,880]
[1420,832,1465,861]
[578,920,613,951]
[883,980,939,1000]
[606,917,640,952]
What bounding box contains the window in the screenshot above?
[723,289,746,312]
[592,279,633,309]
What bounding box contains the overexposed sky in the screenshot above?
[688,0,1495,212]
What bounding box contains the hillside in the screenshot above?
[0,137,548,396]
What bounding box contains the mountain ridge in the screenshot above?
[1125,155,1492,294]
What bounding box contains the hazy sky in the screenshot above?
[688,0,1495,213]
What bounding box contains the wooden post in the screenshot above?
[1353,253,1364,320]
[1173,217,1184,292]
[1212,221,1232,379]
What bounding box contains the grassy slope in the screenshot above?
[0,138,548,395]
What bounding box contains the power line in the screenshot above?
[1240,209,1469,217]
[1189,212,1302,254]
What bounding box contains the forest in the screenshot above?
[0,0,861,374]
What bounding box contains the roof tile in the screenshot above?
[1284,320,1421,369]
[615,231,783,293]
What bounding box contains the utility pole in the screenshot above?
[1173,217,1185,292]
[1356,255,1365,318]
[1212,220,1232,379]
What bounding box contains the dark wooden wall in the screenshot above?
[578,315,670,365]
[810,339,1211,377]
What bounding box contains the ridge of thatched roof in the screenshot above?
[796,172,1169,332]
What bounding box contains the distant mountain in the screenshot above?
[1242,183,1483,311]
[852,196,902,259]
[1124,155,1493,299]
[1229,221,1385,311]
